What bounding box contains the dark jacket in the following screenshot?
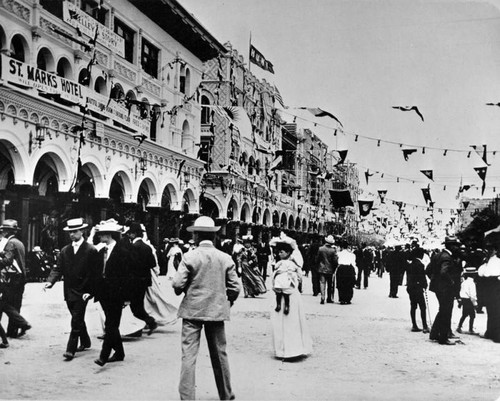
[130,238,156,287]
[90,241,132,303]
[405,258,427,290]
[316,244,338,275]
[47,241,98,301]
[429,250,462,295]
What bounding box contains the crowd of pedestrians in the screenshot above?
[2,214,500,399]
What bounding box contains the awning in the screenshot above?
[329,189,354,208]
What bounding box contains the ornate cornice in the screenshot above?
[1,0,30,23]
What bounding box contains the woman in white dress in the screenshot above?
[269,233,312,360]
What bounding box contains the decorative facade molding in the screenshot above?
[1,0,30,23]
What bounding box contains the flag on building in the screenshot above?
[273,85,286,108]
[358,200,374,217]
[250,44,274,73]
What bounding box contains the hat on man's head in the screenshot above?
[444,236,461,245]
[32,246,42,252]
[188,239,195,245]
[242,234,253,243]
[464,267,478,275]
[325,235,335,245]
[127,222,143,235]
[63,218,88,232]
[0,219,20,231]
[169,238,179,244]
[187,216,220,232]
[96,218,122,234]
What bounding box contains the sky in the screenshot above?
[179,0,500,217]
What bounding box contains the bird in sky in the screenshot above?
[392,106,424,122]
[486,102,500,107]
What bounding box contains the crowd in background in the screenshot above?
[2,215,500,398]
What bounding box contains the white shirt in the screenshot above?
[460,277,477,305]
[72,238,84,254]
[478,255,500,278]
[337,249,356,267]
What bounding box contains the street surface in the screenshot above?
[1,273,500,401]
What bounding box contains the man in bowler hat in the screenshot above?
[172,216,240,400]
[45,218,98,360]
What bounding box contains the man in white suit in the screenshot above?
[172,216,240,400]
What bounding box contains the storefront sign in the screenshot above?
[1,55,86,105]
[62,1,125,58]
[1,55,149,135]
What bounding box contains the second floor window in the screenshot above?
[142,39,159,78]
[81,0,107,24]
[114,19,135,64]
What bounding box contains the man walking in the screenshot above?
[125,222,157,335]
[315,235,338,304]
[45,218,98,360]
[0,219,30,338]
[172,216,240,400]
[428,236,463,345]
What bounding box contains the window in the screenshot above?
[10,35,26,63]
[141,39,159,78]
[201,96,211,125]
[81,0,107,24]
[114,18,135,64]
[39,0,63,18]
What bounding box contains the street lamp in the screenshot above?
[139,157,148,175]
[29,123,49,154]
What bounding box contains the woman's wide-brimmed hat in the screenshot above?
[96,218,123,234]
[187,216,220,232]
[63,218,88,232]
[0,219,20,231]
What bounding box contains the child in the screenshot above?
[272,242,301,315]
[457,267,479,335]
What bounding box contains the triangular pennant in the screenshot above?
[421,187,432,204]
[471,145,490,166]
[474,166,487,182]
[394,201,403,211]
[377,190,387,203]
[420,170,434,181]
[335,150,348,165]
[358,200,374,217]
[462,201,470,210]
[402,149,417,161]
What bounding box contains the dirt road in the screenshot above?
[1,273,499,400]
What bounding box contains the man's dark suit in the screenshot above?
[129,238,156,329]
[429,249,462,344]
[47,241,98,353]
[90,242,131,362]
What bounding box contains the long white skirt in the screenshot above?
[271,289,312,359]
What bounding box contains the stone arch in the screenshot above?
[288,214,295,230]
[280,212,287,229]
[36,46,55,72]
[56,56,73,80]
[9,32,30,62]
[137,177,156,210]
[302,218,308,233]
[318,222,324,235]
[295,217,301,231]
[227,197,239,220]
[181,119,191,152]
[161,182,178,209]
[32,151,72,195]
[109,170,134,204]
[200,94,211,124]
[240,202,251,223]
[263,208,271,226]
[94,76,107,94]
[200,194,220,219]
[272,210,280,227]
[182,188,197,213]
[79,156,105,198]
[252,205,261,224]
